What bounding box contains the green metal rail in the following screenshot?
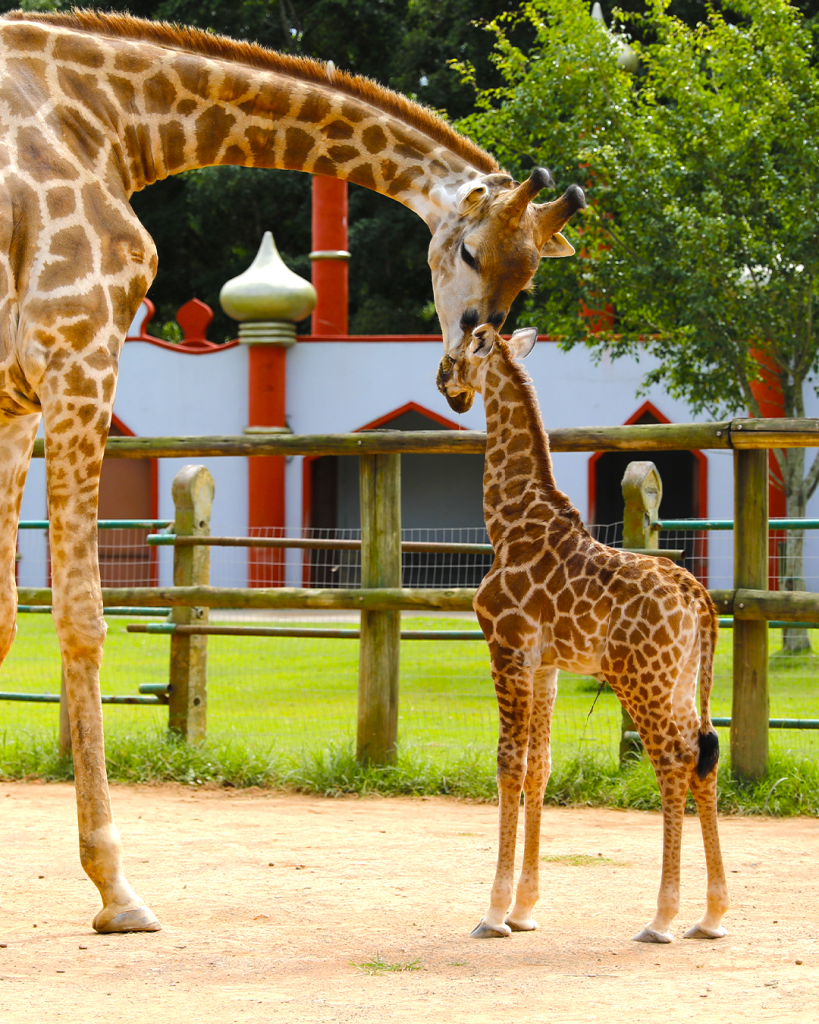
[128,623,484,640]
[18,606,169,616]
[18,519,172,530]
[718,618,819,629]
[655,518,819,531]
[0,691,164,705]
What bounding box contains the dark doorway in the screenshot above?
[306,407,490,587]
[96,420,157,586]
[591,409,706,581]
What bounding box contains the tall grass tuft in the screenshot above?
[1,729,818,815]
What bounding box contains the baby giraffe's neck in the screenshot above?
[480,346,577,547]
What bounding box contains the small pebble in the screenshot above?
[796,960,803,965]
[78,945,87,950]
[32,923,37,928]
[38,875,44,880]
[0,943,7,949]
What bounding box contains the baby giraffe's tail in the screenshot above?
[696,593,720,779]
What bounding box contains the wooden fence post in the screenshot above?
[357,453,401,765]
[732,448,769,780]
[619,462,663,762]
[168,465,214,741]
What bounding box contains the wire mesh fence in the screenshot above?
[4,523,819,766]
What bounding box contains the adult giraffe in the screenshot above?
[0,10,584,932]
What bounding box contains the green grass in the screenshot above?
[1,613,818,815]
[351,955,424,975]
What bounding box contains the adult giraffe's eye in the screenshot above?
[460,241,479,272]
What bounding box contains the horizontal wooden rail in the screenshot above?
[23,418,819,460]
[16,586,479,611]
[13,585,819,619]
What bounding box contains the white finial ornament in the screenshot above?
[220,231,317,346]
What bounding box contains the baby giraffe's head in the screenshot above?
[436,322,538,400]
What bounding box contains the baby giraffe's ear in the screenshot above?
[468,323,496,363]
[507,327,538,361]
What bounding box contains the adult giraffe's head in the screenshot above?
[431,168,585,413]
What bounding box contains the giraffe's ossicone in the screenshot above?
[0,10,585,933]
[439,324,729,943]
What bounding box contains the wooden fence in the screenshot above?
[18,416,819,779]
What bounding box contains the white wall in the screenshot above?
[18,330,819,592]
[113,340,250,587]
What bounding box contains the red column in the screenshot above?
[311,177,349,335]
[750,349,786,516]
[247,345,287,586]
[750,349,785,589]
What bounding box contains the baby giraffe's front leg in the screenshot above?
[505,665,558,932]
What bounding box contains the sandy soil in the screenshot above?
[0,781,816,1023]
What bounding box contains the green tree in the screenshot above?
[457,0,819,652]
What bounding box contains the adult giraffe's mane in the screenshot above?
[3,8,499,175]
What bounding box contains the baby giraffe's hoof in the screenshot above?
[93,905,161,934]
[470,918,512,939]
[632,926,673,944]
[505,915,538,932]
[684,922,727,940]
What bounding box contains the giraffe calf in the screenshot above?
[438,323,728,943]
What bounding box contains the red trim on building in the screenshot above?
[125,336,240,353]
[356,400,462,432]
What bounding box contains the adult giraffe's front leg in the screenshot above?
[504,665,558,933]
[471,648,535,938]
[38,313,159,934]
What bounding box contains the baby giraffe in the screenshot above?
[439,324,728,943]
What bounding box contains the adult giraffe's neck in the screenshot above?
[480,349,575,547]
[2,11,497,228]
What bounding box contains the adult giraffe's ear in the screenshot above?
[534,183,586,256]
[468,323,496,362]
[540,231,575,258]
[508,327,538,360]
[457,180,490,216]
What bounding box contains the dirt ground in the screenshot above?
[0,782,816,1023]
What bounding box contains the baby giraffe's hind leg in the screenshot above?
[505,666,558,933]
[684,763,729,939]
[633,764,689,944]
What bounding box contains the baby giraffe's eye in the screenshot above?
[460,241,479,271]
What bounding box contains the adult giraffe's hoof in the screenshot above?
[505,914,538,932]
[632,926,673,944]
[470,918,512,938]
[684,922,727,940]
[93,904,161,933]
